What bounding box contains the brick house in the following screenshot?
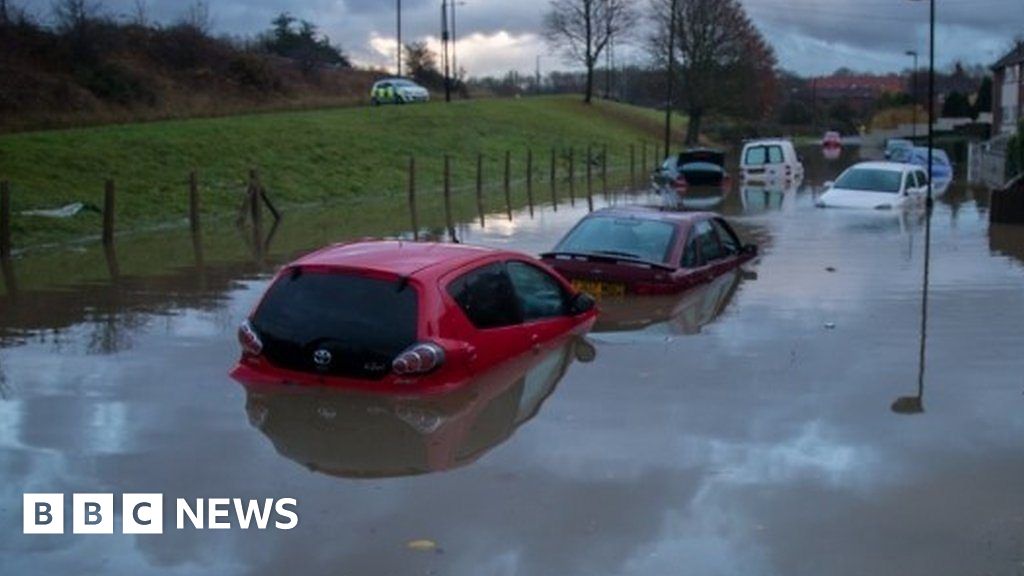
[992,43,1024,136]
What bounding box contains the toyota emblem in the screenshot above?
[312,349,332,367]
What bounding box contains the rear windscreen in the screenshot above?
[557,217,676,263]
[252,270,418,380]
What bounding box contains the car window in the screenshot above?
[694,220,724,262]
[711,219,741,256]
[768,145,784,164]
[251,270,418,380]
[918,170,929,186]
[680,231,702,268]
[556,216,677,263]
[904,172,915,191]
[448,263,522,329]
[744,146,767,166]
[506,261,569,322]
[834,168,902,193]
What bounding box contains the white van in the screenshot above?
[740,139,804,184]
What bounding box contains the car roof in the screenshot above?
[846,161,912,173]
[293,241,501,279]
[585,205,716,227]
[743,138,793,147]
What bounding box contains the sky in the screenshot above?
[15,0,1024,78]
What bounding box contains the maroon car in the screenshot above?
[541,207,757,296]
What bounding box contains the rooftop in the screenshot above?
[993,43,1024,71]
[293,241,496,277]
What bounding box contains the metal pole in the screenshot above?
[408,157,419,240]
[927,0,935,208]
[397,0,402,76]
[451,0,458,83]
[442,0,451,102]
[664,0,678,155]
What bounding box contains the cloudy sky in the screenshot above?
[17,0,1024,77]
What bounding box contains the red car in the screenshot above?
[231,241,597,394]
[541,207,757,296]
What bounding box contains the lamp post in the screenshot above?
[396,0,402,76]
[910,0,935,209]
[905,50,918,140]
[441,0,450,102]
[451,1,466,88]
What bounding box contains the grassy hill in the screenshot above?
[0,96,686,250]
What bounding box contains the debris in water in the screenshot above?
[824,322,836,330]
[406,539,438,552]
[826,266,837,273]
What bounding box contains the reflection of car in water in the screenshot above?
[740,180,800,212]
[822,131,842,150]
[541,207,757,297]
[823,145,842,161]
[239,336,595,478]
[593,269,745,335]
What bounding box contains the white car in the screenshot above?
[817,162,930,210]
[370,78,430,105]
[740,139,805,183]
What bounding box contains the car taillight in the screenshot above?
[238,320,263,356]
[393,342,446,376]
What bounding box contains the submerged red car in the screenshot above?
[541,207,757,296]
[231,241,597,394]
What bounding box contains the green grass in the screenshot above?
[0,95,687,250]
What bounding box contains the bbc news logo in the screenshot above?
[23,494,298,534]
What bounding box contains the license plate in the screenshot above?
[572,280,626,298]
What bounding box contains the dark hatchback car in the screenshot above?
[541,207,757,296]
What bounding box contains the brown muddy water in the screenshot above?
[1,146,1023,576]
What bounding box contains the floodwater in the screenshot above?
[1,146,1023,576]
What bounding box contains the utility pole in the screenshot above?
[664,0,678,155]
[396,0,402,76]
[441,0,451,102]
[906,50,919,139]
[536,55,543,94]
[927,0,935,208]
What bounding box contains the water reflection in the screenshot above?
[740,180,799,213]
[238,336,595,478]
[593,269,747,335]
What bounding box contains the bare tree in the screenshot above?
[51,0,99,32]
[131,0,148,26]
[650,0,776,144]
[181,0,212,34]
[544,0,636,104]
[1,0,8,25]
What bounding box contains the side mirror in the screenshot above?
[823,180,835,189]
[569,292,597,316]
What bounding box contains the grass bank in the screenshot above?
[0,95,686,250]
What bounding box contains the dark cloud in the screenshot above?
[13,0,1024,75]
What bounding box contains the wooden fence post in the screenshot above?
[630,144,636,189]
[504,150,512,221]
[0,181,10,258]
[586,145,594,212]
[476,153,485,227]
[568,148,576,206]
[188,171,200,236]
[526,148,534,217]
[444,155,456,241]
[248,169,262,230]
[408,157,419,240]
[550,147,558,210]
[102,179,116,245]
[602,144,608,196]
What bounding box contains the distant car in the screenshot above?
[884,138,914,161]
[370,78,430,105]
[907,146,954,191]
[816,161,930,210]
[740,139,804,183]
[652,148,729,192]
[822,131,842,149]
[238,335,594,478]
[541,207,757,297]
[231,241,597,393]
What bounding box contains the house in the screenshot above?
[810,74,906,111]
[992,43,1024,136]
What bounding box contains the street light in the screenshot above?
[909,0,935,208]
[396,0,402,76]
[905,50,918,140]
